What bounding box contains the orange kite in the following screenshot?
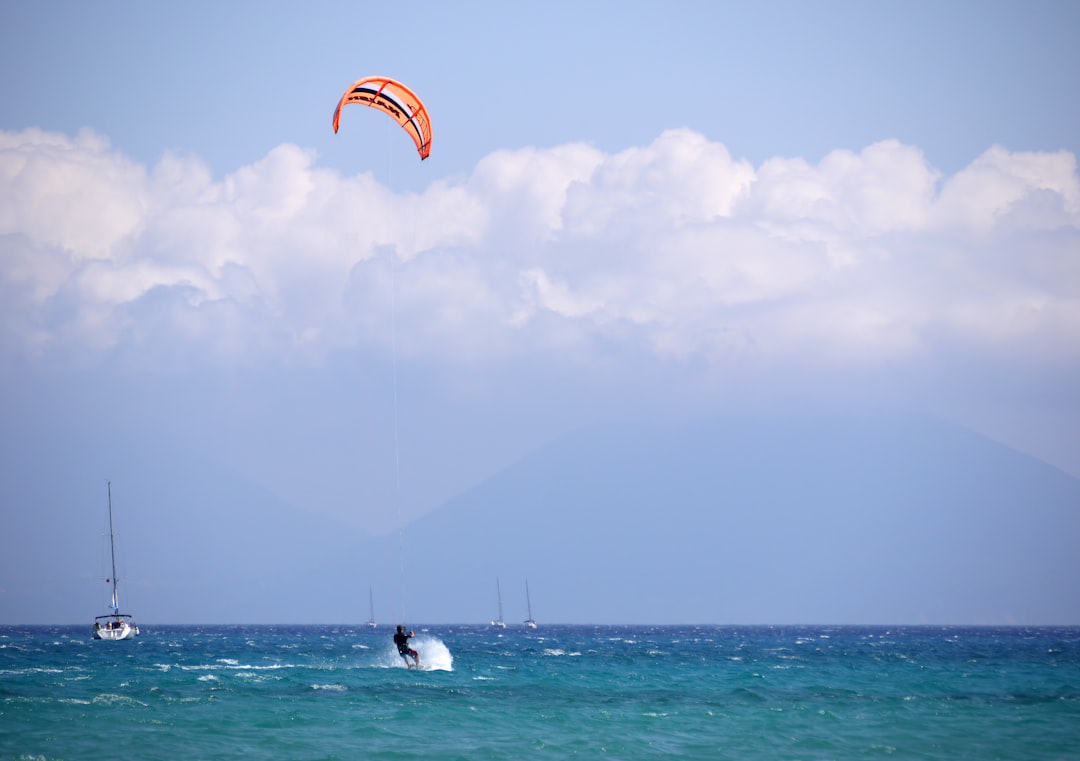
[332,76,432,160]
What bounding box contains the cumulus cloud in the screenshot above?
[2,127,1078,381]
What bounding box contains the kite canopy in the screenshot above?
[333,76,432,160]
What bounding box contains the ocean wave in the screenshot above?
[92,693,148,707]
[179,662,292,672]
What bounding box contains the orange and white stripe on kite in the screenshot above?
[332,76,432,160]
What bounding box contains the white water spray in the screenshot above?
[379,634,454,671]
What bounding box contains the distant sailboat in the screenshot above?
[92,481,139,641]
[491,578,506,628]
[367,585,377,628]
[524,580,537,629]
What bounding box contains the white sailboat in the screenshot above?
[367,585,377,628]
[92,481,139,641]
[491,578,506,628]
[524,580,537,629]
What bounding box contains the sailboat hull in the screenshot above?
[93,617,139,640]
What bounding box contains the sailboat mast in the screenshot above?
[106,481,120,614]
[526,580,533,619]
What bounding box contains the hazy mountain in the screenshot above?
[388,414,1080,625]
[3,412,1077,625]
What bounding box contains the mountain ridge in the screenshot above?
[387,413,1080,625]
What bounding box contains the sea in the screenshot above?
[2,624,1078,760]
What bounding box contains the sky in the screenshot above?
[2,1,1079,623]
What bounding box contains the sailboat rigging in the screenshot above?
[367,585,378,628]
[524,580,537,628]
[491,578,506,628]
[92,481,139,641]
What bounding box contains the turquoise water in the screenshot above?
[2,625,1078,760]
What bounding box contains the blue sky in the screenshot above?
[2,1,1079,623]
[6,2,1079,179]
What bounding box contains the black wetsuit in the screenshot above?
[394,630,417,660]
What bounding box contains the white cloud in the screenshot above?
[470,142,603,237]
[2,127,1078,380]
[0,129,147,261]
[563,128,756,235]
[516,267,604,321]
[743,140,940,242]
[934,146,1080,234]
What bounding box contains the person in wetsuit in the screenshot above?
[394,624,420,667]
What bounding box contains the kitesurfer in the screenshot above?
[394,625,420,668]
